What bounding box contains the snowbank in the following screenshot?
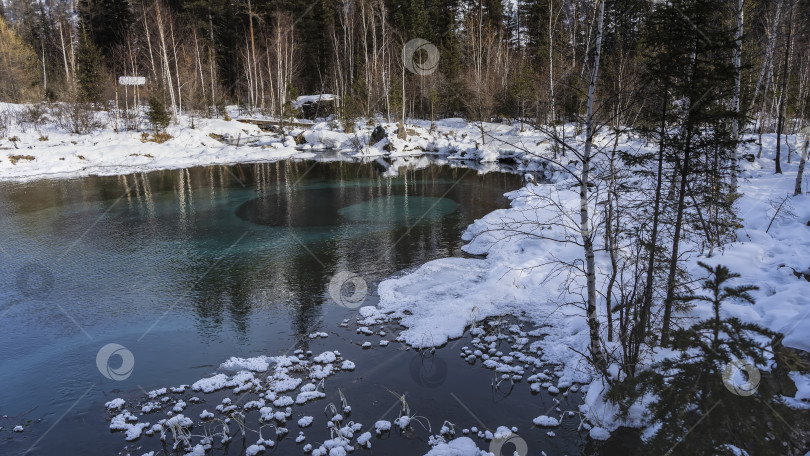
[0,104,552,182]
[423,437,491,456]
[358,129,810,439]
[0,104,308,181]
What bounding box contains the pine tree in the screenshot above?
[425,0,463,111]
[76,25,106,105]
[639,0,744,344]
[405,0,430,39]
[78,0,134,57]
[517,0,550,65]
[147,95,171,132]
[607,263,801,455]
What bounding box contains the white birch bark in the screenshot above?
[581,0,606,368]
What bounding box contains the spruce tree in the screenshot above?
[76,25,105,106]
[607,263,801,455]
[147,96,171,133]
[78,0,134,57]
[639,0,744,344]
[517,0,550,65]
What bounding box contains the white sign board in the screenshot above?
[118,76,146,86]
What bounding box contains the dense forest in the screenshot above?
[0,0,808,130]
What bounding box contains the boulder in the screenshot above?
[297,96,338,120]
[396,122,407,140]
[370,125,387,144]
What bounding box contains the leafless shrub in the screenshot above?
[53,102,105,134]
[765,194,796,233]
[119,108,143,131]
[17,103,49,132]
[0,108,12,138]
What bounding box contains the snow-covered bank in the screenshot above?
[0,104,316,181]
[0,103,550,182]
[358,130,810,439]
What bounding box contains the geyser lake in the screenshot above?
[0,158,615,455]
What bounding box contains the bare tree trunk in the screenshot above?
[662,133,692,346]
[730,0,744,190]
[152,0,177,115]
[209,11,216,113]
[775,1,794,174]
[581,0,606,369]
[796,129,809,195]
[749,0,782,115]
[379,0,390,122]
[632,85,668,372]
[265,36,275,116]
[170,21,182,114]
[41,43,47,95]
[662,39,698,346]
[756,1,783,158]
[548,0,556,127]
[193,29,206,104]
[604,137,620,343]
[361,0,370,116]
[143,1,158,89]
[58,22,72,89]
[401,60,406,123]
[247,0,257,109]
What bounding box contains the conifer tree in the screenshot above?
[76,25,106,105]
[608,263,800,455]
[78,0,134,57]
[639,0,744,344]
[147,95,171,132]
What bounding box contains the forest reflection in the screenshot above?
[0,157,522,340]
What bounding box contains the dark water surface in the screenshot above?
[0,159,597,455]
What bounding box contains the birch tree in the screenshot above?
[774,0,794,175]
[580,0,606,369]
[796,127,809,195]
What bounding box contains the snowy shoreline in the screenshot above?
[358,128,810,442]
[0,104,542,183]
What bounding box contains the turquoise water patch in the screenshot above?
[338,196,458,223]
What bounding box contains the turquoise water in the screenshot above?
[0,159,593,455]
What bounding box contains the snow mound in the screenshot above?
[423,437,490,456]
